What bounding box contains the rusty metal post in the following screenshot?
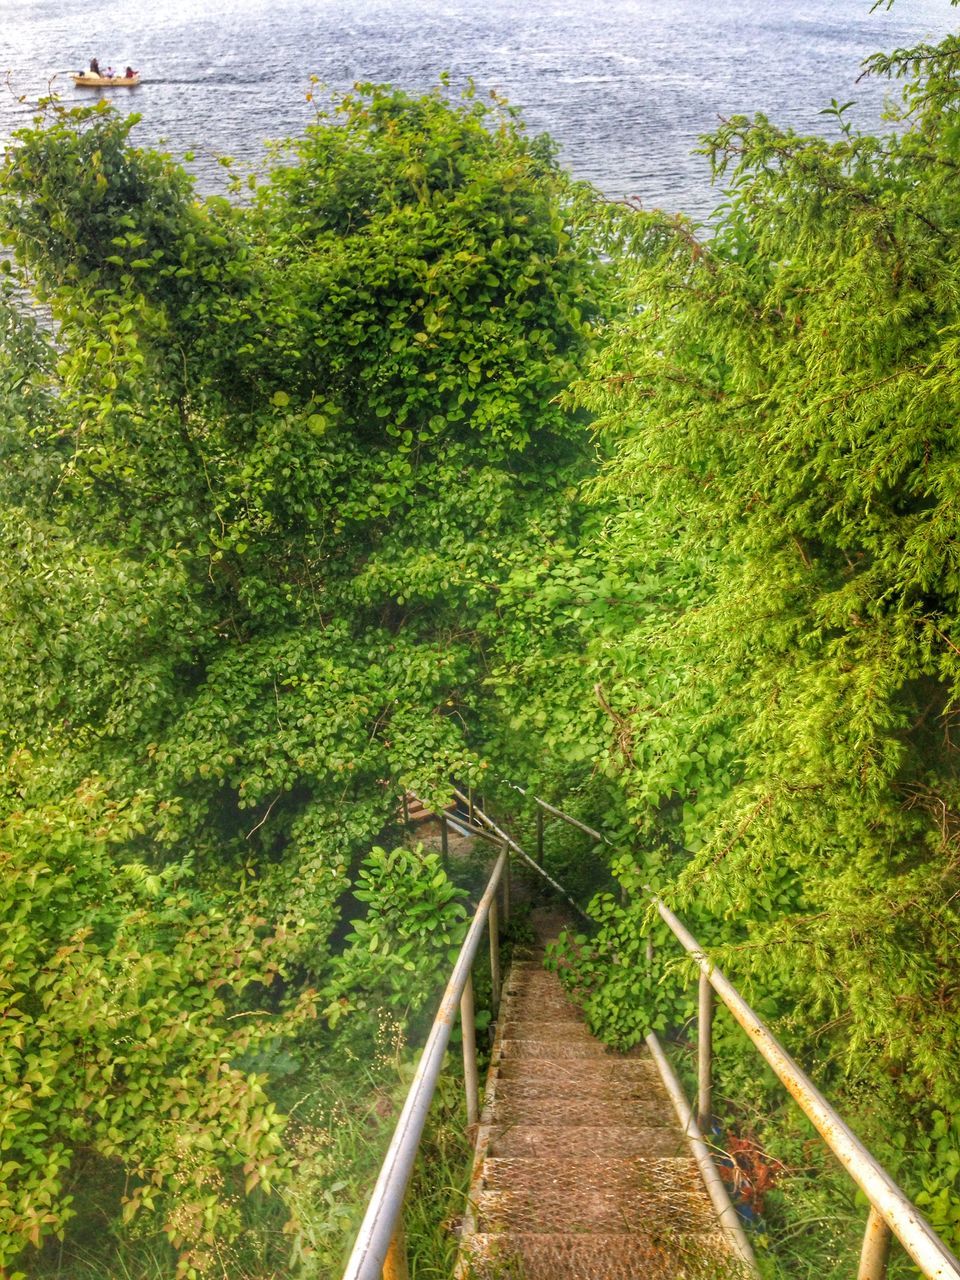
[440,811,448,867]
[401,793,409,826]
[460,972,479,1127]
[536,803,544,859]
[501,841,511,924]
[697,969,713,1132]
[489,896,501,1018]
[468,787,474,824]
[859,1206,893,1280]
[382,1218,409,1280]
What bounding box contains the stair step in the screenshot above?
[502,984,566,1003]
[476,1155,718,1235]
[497,1055,659,1091]
[488,1123,690,1160]
[493,1089,673,1128]
[505,964,565,984]
[498,1020,600,1043]
[457,926,736,1279]
[462,1231,735,1280]
[503,996,582,1021]
[500,1037,625,1060]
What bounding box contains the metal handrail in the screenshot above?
[537,795,960,1280]
[343,844,507,1280]
[451,786,591,922]
[343,789,960,1280]
[652,894,960,1280]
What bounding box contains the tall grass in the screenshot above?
[666,1032,920,1280]
[30,1030,474,1280]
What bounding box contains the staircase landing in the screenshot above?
[458,908,743,1280]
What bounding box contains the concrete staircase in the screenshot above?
[458,909,742,1280]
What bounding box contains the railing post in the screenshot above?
[697,969,713,1133]
[536,802,544,859]
[858,1206,893,1280]
[501,841,511,924]
[468,786,474,824]
[645,935,654,973]
[460,971,479,1128]
[401,793,409,826]
[440,811,448,867]
[489,895,501,1018]
[382,1218,410,1280]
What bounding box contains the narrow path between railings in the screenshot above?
[345,791,960,1280]
[457,906,744,1280]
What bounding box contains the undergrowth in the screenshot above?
[30,1040,473,1280]
[665,1028,919,1280]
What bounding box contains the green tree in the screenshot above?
[0,83,604,1272]
[516,21,960,1257]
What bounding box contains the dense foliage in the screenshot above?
[0,84,603,1275]
[494,24,960,1268]
[9,16,960,1279]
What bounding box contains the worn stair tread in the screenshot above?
[500,1036,632,1060]
[504,967,568,988]
[496,1055,661,1089]
[499,1018,604,1039]
[476,1155,718,1235]
[497,1023,610,1047]
[457,906,735,1280]
[487,1122,692,1159]
[492,1091,675,1128]
[503,985,579,1006]
[502,999,588,1023]
[462,1231,737,1280]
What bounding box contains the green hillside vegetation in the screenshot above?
[3,17,960,1279]
[0,84,604,1277]
[498,29,960,1276]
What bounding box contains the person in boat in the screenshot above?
[124,66,137,78]
[89,57,100,74]
[105,66,115,78]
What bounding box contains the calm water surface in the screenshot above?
[1,0,958,219]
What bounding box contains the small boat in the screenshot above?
[73,72,140,87]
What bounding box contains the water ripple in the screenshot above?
[0,0,956,219]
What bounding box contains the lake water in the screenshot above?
[1,0,957,220]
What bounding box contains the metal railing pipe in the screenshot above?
[534,796,604,843]
[501,843,511,924]
[460,974,479,1128]
[448,819,501,847]
[489,896,501,1018]
[382,1221,409,1280]
[342,846,508,1280]
[646,1030,758,1273]
[452,788,590,923]
[651,894,960,1280]
[697,970,713,1133]
[859,1205,894,1280]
